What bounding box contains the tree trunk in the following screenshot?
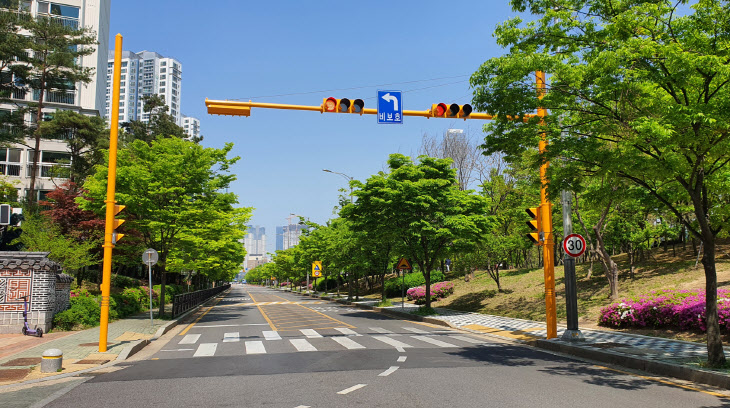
[424,266,432,309]
[158,263,166,318]
[29,80,46,206]
[702,233,725,367]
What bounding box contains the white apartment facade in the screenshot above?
[104,50,184,126]
[182,115,200,140]
[0,0,110,200]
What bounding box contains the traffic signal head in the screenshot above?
[431,103,473,119]
[323,97,365,114]
[526,206,543,246]
[112,204,125,244]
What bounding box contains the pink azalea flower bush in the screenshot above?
[598,289,730,332]
[406,281,455,305]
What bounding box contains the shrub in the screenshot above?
[54,292,101,330]
[384,271,445,298]
[111,274,140,289]
[406,281,454,305]
[598,289,730,332]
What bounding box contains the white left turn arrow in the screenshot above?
[381,93,399,111]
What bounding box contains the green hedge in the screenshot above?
[383,271,445,298]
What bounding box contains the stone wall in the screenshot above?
[0,252,69,334]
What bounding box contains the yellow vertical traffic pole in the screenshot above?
[99,34,123,352]
[536,71,557,339]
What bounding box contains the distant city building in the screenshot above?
[182,115,200,140]
[104,50,183,126]
[0,0,111,201]
[277,224,307,251]
[243,225,267,271]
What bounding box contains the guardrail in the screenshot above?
[172,284,230,317]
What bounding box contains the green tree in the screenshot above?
[81,138,246,316]
[349,154,491,308]
[470,0,730,366]
[122,95,186,143]
[40,110,108,183]
[0,1,31,145]
[21,10,97,205]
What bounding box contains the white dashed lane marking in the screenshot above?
[245,341,266,354]
[179,334,201,345]
[223,332,239,342]
[263,331,282,340]
[331,336,366,349]
[193,343,217,357]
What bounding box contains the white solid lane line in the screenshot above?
[397,356,407,362]
[223,332,239,342]
[160,349,194,352]
[290,339,317,352]
[370,327,400,336]
[245,341,266,354]
[196,323,271,328]
[300,329,323,338]
[263,331,282,340]
[294,406,310,408]
[378,366,400,377]
[331,336,365,349]
[335,327,362,336]
[411,336,458,348]
[403,327,430,334]
[337,384,367,395]
[179,334,201,345]
[449,335,487,344]
[193,343,217,357]
[372,335,413,349]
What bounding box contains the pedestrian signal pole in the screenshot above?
[204,72,558,339]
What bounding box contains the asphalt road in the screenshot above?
[28,285,730,407]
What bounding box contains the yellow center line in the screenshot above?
[596,365,730,399]
[179,295,225,336]
[249,291,278,331]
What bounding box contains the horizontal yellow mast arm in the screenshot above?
[205,98,504,120]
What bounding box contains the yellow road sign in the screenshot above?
[312,261,322,277]
[397,258,412,270]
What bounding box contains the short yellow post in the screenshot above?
[536,71,557,339]
[99,34,123,353]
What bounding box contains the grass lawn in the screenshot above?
[374,240,730,344]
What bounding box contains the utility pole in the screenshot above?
[323,169,353,204]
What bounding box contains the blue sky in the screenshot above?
[109,1,519,253]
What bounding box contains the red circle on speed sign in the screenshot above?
[563,234,586,257]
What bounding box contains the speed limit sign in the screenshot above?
[563,234,586,258]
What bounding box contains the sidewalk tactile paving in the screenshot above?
[0,368,31,382]
[1,357,41,367]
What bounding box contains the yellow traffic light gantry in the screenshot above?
[205,98,493,120]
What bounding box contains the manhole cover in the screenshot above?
[588,342,630,349]
[0,368,31,381]
[2,357,42,367]
[75,359,110,365]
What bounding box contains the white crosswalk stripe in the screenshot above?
[449,335,486,344]
[300,329,323,338]
[331,336,366,349]
[193,343,217,357]
[263,330,282,340]
[411,335,458,348]
[370,327,400,336]
[245,341,266,354]
[335,327,361,336]
[403,327,430,334]
[179,334,200,345]
[372,335,413,349]
[290,339,317,352]
[223,332,239,342]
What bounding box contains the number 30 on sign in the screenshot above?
[563,234,586,258]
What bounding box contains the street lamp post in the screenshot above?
[323,169,353,204]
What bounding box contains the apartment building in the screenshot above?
[0,0,111,200]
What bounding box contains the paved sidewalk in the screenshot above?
[0,314,169,386]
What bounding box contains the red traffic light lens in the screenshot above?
[353,99,364,113]
[325,97,337,112]
[436,103,447,116]
[339,98,351,112]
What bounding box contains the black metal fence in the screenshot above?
[172,284,230,317]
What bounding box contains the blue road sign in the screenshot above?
[377,90,403,124]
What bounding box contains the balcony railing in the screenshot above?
[36,13,78,29]
[26,163,70,179]
[11,88,26,100]
[32,89,75,105]
[0,163,22,177]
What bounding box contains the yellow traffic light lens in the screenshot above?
[353,99,364,113]
[325,97,337,112]
[448,104,460,117]
[339,98,351,112]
